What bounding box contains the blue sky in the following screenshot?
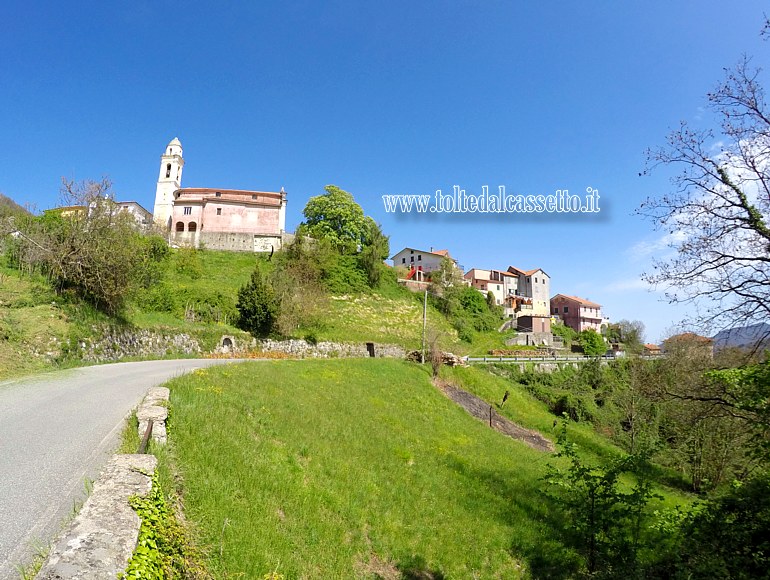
[2,1,769,342]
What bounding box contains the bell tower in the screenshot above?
[153,137,184,229]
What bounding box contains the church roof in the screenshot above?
[168,137,182,147]
[174,188,285,207]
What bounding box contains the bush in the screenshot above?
[323,254,369,294]
[651,473,770,578]
[7,181,170,315]
[552,393,596,423]
[236,264,278,337]
[580,329,607,357]
[174,247,203,280]
[452,317,474,343]
[544,426,659,576]
[553,323,578,347]
[144,284,178,314]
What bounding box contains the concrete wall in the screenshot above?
[198,232,286,252]
[506,330,553,346]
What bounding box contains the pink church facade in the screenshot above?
[154,138,289,253]
[171,188,288,252]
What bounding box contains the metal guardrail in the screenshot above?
[466,354,665,364]
[466,355,613,363]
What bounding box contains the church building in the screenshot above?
[152,138,289,252]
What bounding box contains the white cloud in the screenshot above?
[626,231,687,261]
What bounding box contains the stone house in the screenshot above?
[464,268,519,313]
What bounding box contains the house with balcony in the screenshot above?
[551,294,603,333]
[391,247,459,283]
[464,268,518,315]
[507,266,552,334]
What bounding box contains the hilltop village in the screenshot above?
[390,246,610,348]
[47,137,674,353]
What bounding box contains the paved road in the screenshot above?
[0,358,239,579]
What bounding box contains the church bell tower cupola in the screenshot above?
[153,137,185,229]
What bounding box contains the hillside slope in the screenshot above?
[1,247,508,380]
[160,358,689,578]
[0,267,70,381]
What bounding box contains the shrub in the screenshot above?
[580,329,607,357]
[236,264,278,337]
[544,426,660,576]
[324,254,369,294]
[144,284,178,314]
[174,247,203,280]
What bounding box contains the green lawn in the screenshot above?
[163,359,590,579]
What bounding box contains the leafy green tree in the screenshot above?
[552,322,578,349]
[300,185,372,253]
[544,425,659,576]
[580,329,606,357]
[236,263,277,337]
[358,220,390,287]
[651,473,770,578]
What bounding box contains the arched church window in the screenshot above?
[176,221,184,232]
[166,164,171,178]
[188,222,197,232]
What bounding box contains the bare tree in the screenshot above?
[427,328,444,378]
[639,53,770,332]
[9,178,167,314]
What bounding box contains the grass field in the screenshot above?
[159,359,692,578]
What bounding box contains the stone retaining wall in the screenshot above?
[36,454,157,580]
[256,338,406,359]
[76,329,201,363]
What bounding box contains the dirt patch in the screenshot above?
[354,552,400,579]
[436,380,554,452]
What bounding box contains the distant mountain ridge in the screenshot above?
[712,322,770,351]
[0,193,31,219]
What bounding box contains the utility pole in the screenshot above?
[421,288,428,363]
